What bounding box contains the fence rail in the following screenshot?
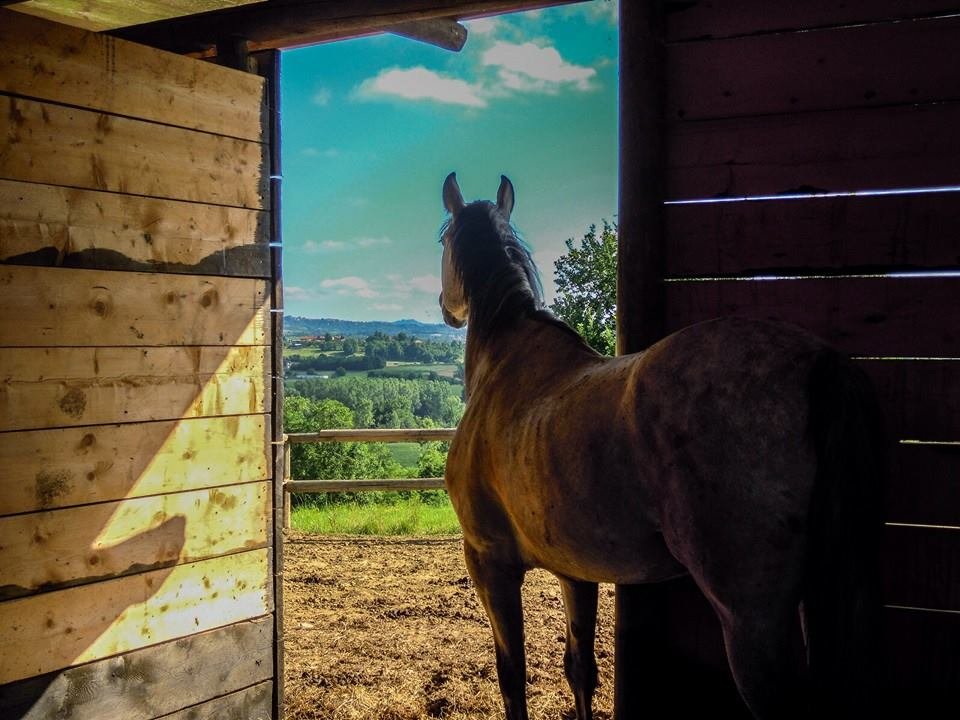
[281,427,457,529]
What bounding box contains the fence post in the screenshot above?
[283,437,291,531]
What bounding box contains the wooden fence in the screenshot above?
[281,428,457,528]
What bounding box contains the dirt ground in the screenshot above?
[282,534,617,720]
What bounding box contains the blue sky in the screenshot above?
[280,1,619,322]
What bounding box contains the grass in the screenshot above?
[291,495,461,535]
[368,362,459,379]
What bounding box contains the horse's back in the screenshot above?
[449,316,830,585]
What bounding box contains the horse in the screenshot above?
[436,173,886,719]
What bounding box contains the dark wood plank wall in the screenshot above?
[660,0,960,694]
[0,9,279,719]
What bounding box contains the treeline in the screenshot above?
[284,376,461,506]
[287,354,385,373]
[289,375,464,429]
[288,332,462,364]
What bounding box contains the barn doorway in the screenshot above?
[276,4,621,717]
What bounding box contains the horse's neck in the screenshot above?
[464,313,597,398]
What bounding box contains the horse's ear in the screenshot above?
[496,175,515,221]
[443,172,465,215]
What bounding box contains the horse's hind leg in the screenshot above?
[719,604,807,720]
[558,577,599,720]
[463,544,528,720]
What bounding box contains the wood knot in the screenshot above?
[200,289,218,308]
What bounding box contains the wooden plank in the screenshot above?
[667,0,960,41]
[667,102,960,200]
[111,0,582,54]
[257,47,285,720]
[0,179,270,277]
[0,96,267,210]
[884,525,960,612]
[158,681,272,720]
[668,16,960,120]
[0,345,270,432]
[287,477,446,493]
[861,360,960,441]
[884,606,960,691]
[618,0,668,353]
[0,616,273,720]
[0,415,270,516]
[6,1,265,33]
[0,547,271,684]
[887,443,960,526]
[388,18,468,52]
[0,266,269,347]
[665,192,960,277]
[0,481,270,600]
[0,9,264,141]
[663,276,960,357]
[287,427,456,443]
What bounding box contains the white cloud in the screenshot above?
[320,276,379,299]
[407,274,441,293]
[356,66,487,108]
[465,17,499,34]
[303,236,392,253]
[355,236,392,247]
[386,273,441,297]
[483,41,597,93]
[312,87,331,106]
[585,0,619,24]
[284,286,316,301]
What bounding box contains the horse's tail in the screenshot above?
[805,350,886,713]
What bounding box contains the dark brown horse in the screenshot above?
[438,173,885,719]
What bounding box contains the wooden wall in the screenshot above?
[622,0,960,706]
[0,10,278,719]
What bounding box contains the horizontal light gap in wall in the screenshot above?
[0,90,266,146]
[668,11,960,44]
[853,357,960,362]
[885,604,960,616]
[664,270,960,282]
[886,522,960,531]
[899,439,960,446]
[664,185,960,206]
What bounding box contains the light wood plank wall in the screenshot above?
[0,9,278,718]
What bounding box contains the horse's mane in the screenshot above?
[444,201,592,348]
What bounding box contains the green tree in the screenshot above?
[550,220,617,356]
[284,395,402,506]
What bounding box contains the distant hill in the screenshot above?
[283,316,466,341]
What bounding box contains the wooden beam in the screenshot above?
[0,415,271,516]
[0,617,273,720]
[287,427,457,443]
[387,18,468,52]
[617,0,667,354]
[286,477,446,493]
[0,548,271,684]
[111,0,583,55]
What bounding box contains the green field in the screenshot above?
[283,347,347,358]
[370,362,459,379]
[291,495,460,535]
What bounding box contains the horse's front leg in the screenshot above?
[558,577,599,720]
[464,543,528,720]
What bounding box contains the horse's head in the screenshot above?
[438,172,515,328]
